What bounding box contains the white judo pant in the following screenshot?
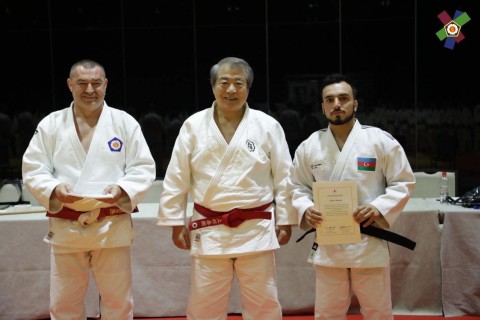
[49,246,133,320]
[314,265,393,320]
[186,250,282,320]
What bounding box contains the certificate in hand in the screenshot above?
[313,180,361,245]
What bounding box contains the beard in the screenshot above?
[326,110,355,125]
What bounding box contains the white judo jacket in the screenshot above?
[289,120,415,267]
[22,102,156,252]
[158,103,297,257]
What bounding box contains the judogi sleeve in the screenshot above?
[22,115,63,211]
[369,131,415,228]
[269,120,297,226]
[115,114,156,212]
[288,139,316,229]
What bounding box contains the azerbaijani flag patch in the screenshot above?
[357,157,376,171]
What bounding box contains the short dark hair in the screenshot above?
[320,73,357,100]
[69,59,106,78]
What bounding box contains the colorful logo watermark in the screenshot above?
[436,10,471,50]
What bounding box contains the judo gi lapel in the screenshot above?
[329,120,361,181]
[67,103,88,164]
[202,105,250,204]
[72,105,111,194]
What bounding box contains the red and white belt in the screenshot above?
[188,202,272,231]
[46,206,138,221]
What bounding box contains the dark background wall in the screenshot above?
[1,0,479,195]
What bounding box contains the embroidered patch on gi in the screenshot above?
[108,137,123,152]
[357,157,376,171]
[246,139,255,152]
[46,231,54,240]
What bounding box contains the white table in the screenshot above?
[426,199,480,317]
[0,200,446,319]
[388,198,442,315]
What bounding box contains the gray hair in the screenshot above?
[209,57,254,89]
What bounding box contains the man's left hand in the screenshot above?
[353,204,381,227]
[97,184,125,204]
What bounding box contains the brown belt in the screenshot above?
[46,206,138,221]
[188,202,272,231]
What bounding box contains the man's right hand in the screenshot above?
[172,225,191,250]
[51,183,82,203]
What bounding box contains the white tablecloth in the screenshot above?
[389,198,442,315]
[0,208,100,320]
[426,199,480,317]
[0,199,459,319]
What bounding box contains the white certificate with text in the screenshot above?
[313,180,361,245]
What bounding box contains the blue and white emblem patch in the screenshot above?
[108,137,123,152]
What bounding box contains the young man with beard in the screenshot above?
[288,73,415,320]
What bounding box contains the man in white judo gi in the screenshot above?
[22,59,156,320]
[158,57,297,320]
[288,73,416,320]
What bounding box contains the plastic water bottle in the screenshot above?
[439,171,449,204]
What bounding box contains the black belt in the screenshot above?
[296,224,416,251]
